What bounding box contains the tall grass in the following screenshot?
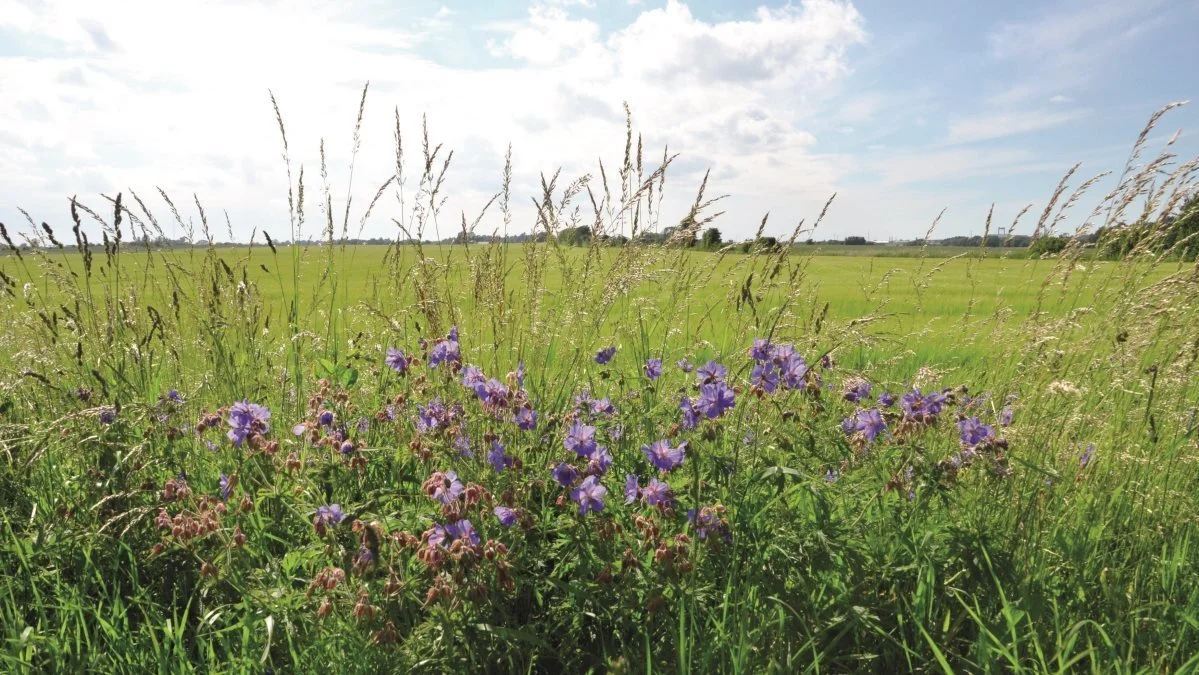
[0,93,1197,672]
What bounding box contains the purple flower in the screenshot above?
[843,379,872,403]
[587,446,613,476]
[1079,443,1095,467]
[564,421,597,458]
[385,348,410,374]
[314,504,345,531]
[437,519,480,546]
[494,506,518,527]
[515,361,526,388]
[957,417,995,448]
[751,362,779,393]
[824,469,840,483]
[749,338,773,362]
[590,398,617,417]
[641,478,672,507]
[227,400,270,447]
[679,396,701,430]
[514,406,538,431]
[676,358,694,373]
[452,434,474,458]
[98,407,117,425]
[416,399,448,434]
[608,424,624,441]
[687,507,731,542]
[843,408,887,444]
[697,382,736,419]
[900,389,947,422]
[779,354,809,390]
[339,440,355,455]
[218,473,232,501]
[878,392,895,407]
[570,475,607,515]
[318,409,335,426]
[167,389,183,403]
[642,439,686,472]
[644,358,663,381]
[431,471,464,505]
[488,440,513,473]
[999,407,1014,426]
[552,462,580,487]
[356,417,370,434]
[475,378,510,409]
[697,360,727,385]
[595,345,617,365]
[624,474,640,504]
[461,365,486,390]
[428,336,461,369]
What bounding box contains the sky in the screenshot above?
[1,0,1197,244]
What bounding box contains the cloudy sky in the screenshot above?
[1,0,1197,244]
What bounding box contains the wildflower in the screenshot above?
[218,473,232,501]
[448,519,480,546]
[488,441,513,473]
[570,476,607,515]
[514,406,538,431]
[590,398,617,417]
[687,505,731,542]
[779,353,809,389]
[461,365,486,389]
[552,462,580,487]
[564,421,598,458]
[99,407,117,425]
[494,506,517,527]
[227,400,270,447]
[679,397,701,430]
[428,332,461,368]
[824,469,840,483]
[697,360,727,385]
[339,440,355,455]
[314,504,345,535]
[452,434,473,458]
[356,417,369,434]
[415,399,448,434]
[697,382,736,419]
[899,389,947,422]
[317,409,334,426]
[427,471,464,505]
[595,346,616,365]
[750,362,779,393]
[385,348,410,374]
[642,439,686,472]
[999,406,1014,426]
[475,378,510,409]
[167,389,183,403]
[608,424,623,441]
[878,391,895,407]
[676,358,694,373]
[843,378,871,403]
[588,446,613,476]
[515,361,526,388]
[1079,443,1095,467]
[843,408,887,444]
[641,478,672,507]
[624,474,640,504]
[644,358,663,381]
[749,338,773,362]
[957,417,995,448]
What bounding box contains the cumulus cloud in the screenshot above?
[1,0,868,242]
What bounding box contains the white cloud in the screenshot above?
[1049,94,1072,104]
[1,0,870,242]
[946,109,1088,144]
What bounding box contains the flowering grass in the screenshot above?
[0,101,1198,672]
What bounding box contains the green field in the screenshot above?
[1,230,1198,672]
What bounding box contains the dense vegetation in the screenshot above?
[1,100,1198,672]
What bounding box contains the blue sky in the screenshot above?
[1,0,1197,243]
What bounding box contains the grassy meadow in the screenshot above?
[1,103,1198,673]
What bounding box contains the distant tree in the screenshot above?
[702,228,722,249]
[1030,235,1069,256]
[844,236,868,246]
[559,226,592,246]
